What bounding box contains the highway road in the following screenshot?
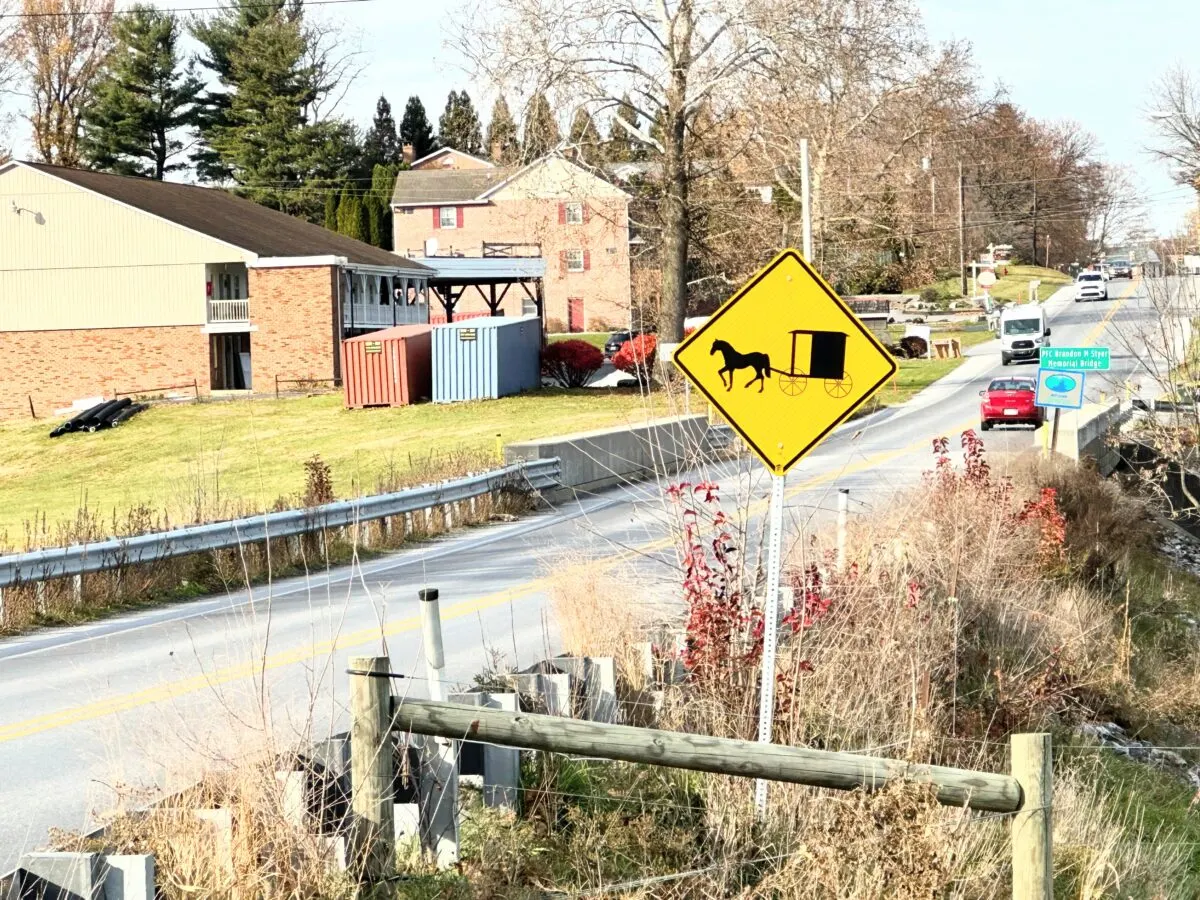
[0,275,1176,867]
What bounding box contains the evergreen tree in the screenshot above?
[485,95,520,164]
[366,197,384,247]
[522,92,560,161]
[371,163,398,250]
[604,93,641,162]
[438,90,483,156]
[191,0,360,220]
[80,5,202,179]
[362,94,400,168]
[337,190,365,242]
[400,96,436,160]
[357,196,372,245]
[567,109,602,164]
[324,191,339,230]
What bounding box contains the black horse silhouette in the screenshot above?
[711,339,771,392]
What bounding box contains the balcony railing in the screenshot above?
[208,298,250,323]
[343,302,429,329]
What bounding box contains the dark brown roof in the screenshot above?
[391,168,515,206]
[20,162,429,271]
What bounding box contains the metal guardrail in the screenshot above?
[0,459,560,590]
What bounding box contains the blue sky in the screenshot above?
[61,0,1200,234]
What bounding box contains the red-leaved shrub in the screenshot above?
[612,334,657,379]
[542,339,604,388]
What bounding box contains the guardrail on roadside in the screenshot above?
[0,459,561,590]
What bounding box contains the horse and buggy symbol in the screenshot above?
[710,329,854,399]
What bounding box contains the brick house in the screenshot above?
[391,150,632,333]
[0,161,431,421]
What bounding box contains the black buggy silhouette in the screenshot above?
[709,330,852,398]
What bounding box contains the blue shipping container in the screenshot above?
[432,317,543,403]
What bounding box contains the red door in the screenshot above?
[568,297,584,333]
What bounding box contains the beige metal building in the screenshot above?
[0,161,431,420]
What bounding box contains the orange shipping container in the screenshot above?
[341,325,433,408]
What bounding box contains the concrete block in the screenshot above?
[8,852,103,900]
[505,415,710,499]
[320,836,349,872]
[555,657,617,723]
[101,855,154,900]
[512,672,571,716]
[393,802,420,841]
[193,809,234,881]
[275,770,308,829]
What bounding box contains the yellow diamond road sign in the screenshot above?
[674,249,898,475]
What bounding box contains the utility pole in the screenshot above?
[928,134,936,217]
[958,162,967,297]
[1045,233,1052,269]
[800,138,813,261]
[1031,182,1038,268]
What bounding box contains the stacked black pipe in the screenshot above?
[49,398,147,438]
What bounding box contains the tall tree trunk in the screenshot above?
[659,77,688,343]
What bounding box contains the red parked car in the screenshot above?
[979,377,1044,431]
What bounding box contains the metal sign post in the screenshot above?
[755,471,786,814]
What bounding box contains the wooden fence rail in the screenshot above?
[348,656,1052,900]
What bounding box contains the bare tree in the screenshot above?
[17,0,114,166]
[1148,65,1200,188]
[0,0,20,159]
[1083,163,1140,256]
[451,0,768,341]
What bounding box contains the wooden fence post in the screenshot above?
[1011,732,1053,900]
[349,655,395,880]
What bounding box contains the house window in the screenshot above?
[564,202,584,225]
[439,206,457,229]
[565,249,585,272]
[522,295,538,316]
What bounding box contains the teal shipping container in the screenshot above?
[432,317,542,403]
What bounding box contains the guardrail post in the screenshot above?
[417,588,459,868]
[1011,732,1053,900]
[836,489,849,573]
[72,574,82,605]
[349,655,395,880]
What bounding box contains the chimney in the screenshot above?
[490,139,502,163]
[402,143,414,165]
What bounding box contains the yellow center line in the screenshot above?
[0,284,1142,745]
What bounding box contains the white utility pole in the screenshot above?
[757,142,815,818]
[418,588,459,868]
[836,489,849,573]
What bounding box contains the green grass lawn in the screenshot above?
[919,264,1070,303]
[548,332,611,350]
[0,390,664,544]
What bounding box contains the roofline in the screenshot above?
[391,199,493,210]
[477,154,632,201]
[6,160,259,261]
[409,147,496,169]
[249,255,349,268]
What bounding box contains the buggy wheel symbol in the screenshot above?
[824,375,853,398]
[778,373,808,396]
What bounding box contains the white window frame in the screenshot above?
[521,295,538,316]
[564,202,584,225]
[565,249,585,272]
[439,206,457,229]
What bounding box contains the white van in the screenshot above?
[999,304,1051,366]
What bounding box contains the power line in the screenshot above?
[0,0,377,18]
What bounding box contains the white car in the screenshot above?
[1074,271,1109,302]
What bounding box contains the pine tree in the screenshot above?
[337,190,365,242]
[438,90,483,156]
[191,0,360,220]
[522,92,560,161]
[357,196,372,245]
[80,5,202,179]
[485,95,520,164]
[567,109,602,164]
[605,93,641,162]
[324,191,339,230]
[362,94,400,168]
[366,197,384,248]
[371,163,398,250]
[400,96,436,160]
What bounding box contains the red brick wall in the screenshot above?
[249,266,338,391]
[393,196,632,330]
[0,326,208,421]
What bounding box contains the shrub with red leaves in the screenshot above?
[612,334,658,378]
[541,339,604,388]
